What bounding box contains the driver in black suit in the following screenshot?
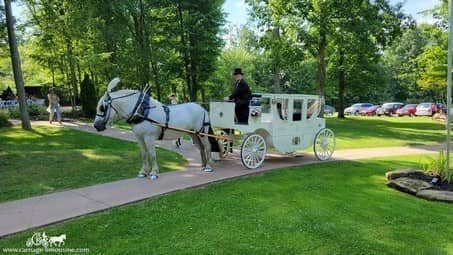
[224,68,252,124]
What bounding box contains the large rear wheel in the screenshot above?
[241,133,267,169]
[313,128,335,161]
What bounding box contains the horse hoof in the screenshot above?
[150,175,158,180]
[203,167,213,172]
[137,173,147,178]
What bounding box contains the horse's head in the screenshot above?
[93,78,139,132]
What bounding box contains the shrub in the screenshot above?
[8,107,20,119]
[421,151,453,183]
[8,105,48,120]
[0,110,12,128]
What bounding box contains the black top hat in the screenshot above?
[233,68,243,75]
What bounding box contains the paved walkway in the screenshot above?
[0,121,443,237]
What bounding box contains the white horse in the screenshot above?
[93,78,220,180]
[49,234,66,247]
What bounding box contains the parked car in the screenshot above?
[415,103,439,116]
[376,102,404,116]
[344,103,373,115]
[437,103,447,114]
[396,104,418,117]
[324,105,336,115]
[359,105,380,116]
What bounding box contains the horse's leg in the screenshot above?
[200,135,214,172]
[135,134,150,178]
[190,134,209,171]
[144,135,159,180]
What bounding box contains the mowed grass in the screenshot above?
[0,126,186,202]
[327,116,445,149]
[1,155,452,254]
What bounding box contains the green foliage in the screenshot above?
[0,109,11,127]
[8,105,48,120]
[79,74,97,117]
[27,104,47,117]
[417,46,447,96]
[422,151,453,184]
[7,107,20,119]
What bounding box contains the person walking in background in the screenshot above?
[169,93,182,148]
[47,88,62,125]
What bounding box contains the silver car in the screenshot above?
[416,103,438,116]
[344,103,373,115]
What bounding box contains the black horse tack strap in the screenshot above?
[158,105,170,140]
[126,93,152,124]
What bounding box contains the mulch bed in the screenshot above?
[386,169,453,203]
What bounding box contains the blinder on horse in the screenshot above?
[96,92,139,126]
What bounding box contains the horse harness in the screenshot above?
[99,91,208,140]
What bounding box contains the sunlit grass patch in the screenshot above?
[0,125,186,202]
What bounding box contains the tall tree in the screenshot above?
[4,0,31,130]
[329,0,406,118]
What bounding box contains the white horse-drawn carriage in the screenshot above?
[210,93,335,169]
[94,78,335,179]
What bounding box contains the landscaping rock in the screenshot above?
[387,177,433,195]
[385,169,426,180]
[416,190,453,203]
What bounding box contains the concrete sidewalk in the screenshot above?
[0,121,443,237]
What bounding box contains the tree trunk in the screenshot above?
[4,0,31,130]
[67,40,78,114]
[338,47,346,119]
[272,26,281,93]
[316,27,326,98]
[190,65,197,102]
[177,1,192,100]
[317,24,327,118]
[201,84,206,104]
[151,61,161,101]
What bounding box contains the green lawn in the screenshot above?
[327,116,445,149]
[0,126,186,202]
[1,155,452,254]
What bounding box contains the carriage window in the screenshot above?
[261,98,271,113]
[293,100,302,121]
[307,99,320,119]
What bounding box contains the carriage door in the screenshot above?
[291,99,305,149]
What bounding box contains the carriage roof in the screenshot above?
[253,93,322,100]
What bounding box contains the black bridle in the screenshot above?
[96,92,140,125]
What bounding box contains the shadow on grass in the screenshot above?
[2,156,451,254]
[0,126,186,202]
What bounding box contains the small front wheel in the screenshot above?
[216,129,231,159]
[241,133,267,169]
[313,128,335,161]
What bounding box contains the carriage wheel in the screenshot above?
[216,130,231,159]
[313,128,335,161]
[241,133,267,169]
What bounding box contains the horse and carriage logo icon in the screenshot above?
[25,232,66,248]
